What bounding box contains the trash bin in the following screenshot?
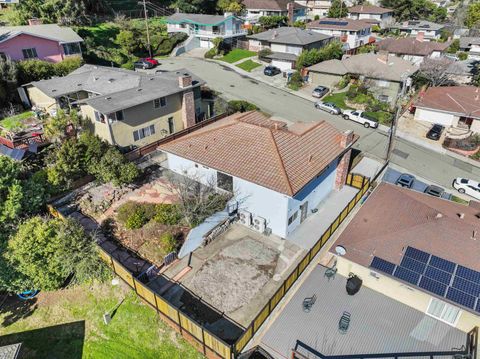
[346,275,362,295]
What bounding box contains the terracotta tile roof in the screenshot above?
[348,5,393,14]
[375,37,450,56]
[307,18,372,31]
[332,183,480,272]
[242,0,306,10]
[159,111,357,196]
[415,86,480,118]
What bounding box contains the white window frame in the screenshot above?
[133,124,156,142]
[62,42,81,56]
[425,297,461,326]
[22,47,38,59]
[153,97,167,109]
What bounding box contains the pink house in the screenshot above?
[0,24,83,62]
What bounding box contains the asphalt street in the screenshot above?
[158,57,480,191]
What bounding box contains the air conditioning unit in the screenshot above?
[252,215,266,233]
[238,210,252,226]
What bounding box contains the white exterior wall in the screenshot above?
[272,59,294,71]
[165,153,291,237]
[415,108,456,126]
[271,43,303,55]
[311,28,370,49]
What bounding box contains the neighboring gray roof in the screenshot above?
[459,36,480,49]
[0,24,82,44]
[266,52,298,61]
[308,53,418,82]
[166,12,238,25]
[261,267,467,358]
[30,65,205,113]
[248,27,332,46]
[447,58,480,76]
[392,20,444,31]
[0,343,21,359]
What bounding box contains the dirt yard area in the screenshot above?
[163,224,305,326]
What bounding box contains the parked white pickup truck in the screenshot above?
[342,110,378,129]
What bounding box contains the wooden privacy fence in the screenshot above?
[233,177,371,356]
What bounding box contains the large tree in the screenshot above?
[0,57,18,106]
[465,2,480,29]
[328,0,348,18]
[217,0,244,13]
[174,0,217,14]
[380,0,446,22]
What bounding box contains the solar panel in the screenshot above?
[452,276,480,297]
[370,257,396,275]
[429,255,456,273]
[394,266,420,285]
[404,247,430,263]
[400,256,426,274]
[476,300,480,314]
[419,276,447,297]
[446,287,477,310]
[456,266,480,284]
[318,20,348,26]
[424,266,452,285]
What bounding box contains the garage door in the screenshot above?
[200,39,211,48]
[271,59,292,71]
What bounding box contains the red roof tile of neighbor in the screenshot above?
[159,111,357,196]
[332,183,480,272]
[415,86,480,118]
[375,37,450,56]
[307,18,372,31]
[242,0,306,10]
[348,5,393,14]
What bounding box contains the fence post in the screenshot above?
[201,327,207,355]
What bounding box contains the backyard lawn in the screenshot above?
[0,111,35,131]
[0,282,203,359]
[321,92,353,110]
[220,49,256,63]
[236,59,262,72]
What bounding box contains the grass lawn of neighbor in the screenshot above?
[236,59,262,72]
[0,282,203,359]
[220,49,256,63]
[0,111,35,131]
[321,92,353,110]
[364,111,393,125]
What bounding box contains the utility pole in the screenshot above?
[142,0,152,58]
[386,74,409,161]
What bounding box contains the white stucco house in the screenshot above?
[166,12,247,49]
[414,86,480,133]
[307,18,373,53]
[391,20,445,41]
[295,0,332,18]
[347,5,394,29]
[247,27,333,71]
[158,111,357,238]
[242,0,308,24]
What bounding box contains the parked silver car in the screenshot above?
[314,101,342,115]
[312,86,329,98]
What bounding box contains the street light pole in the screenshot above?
[386,74,409,162]
[142,0,152,58]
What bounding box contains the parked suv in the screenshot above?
[342,110,378,128]
[426,124,444,141]
[314,101,341,115]
[312,86,329,98]
[264,65,281,76]
[453,177,480,200]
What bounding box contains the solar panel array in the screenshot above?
[318,20,349,26]
[370,247,480,313]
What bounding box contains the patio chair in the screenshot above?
[302,294,317,313]
[338,311,351,334]
[324,266,337,281]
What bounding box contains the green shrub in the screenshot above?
[258,48,273,58]
[314,15,320,20]
[336,75,350,89]
[125,210,148,230]
[154,204,183,225]
[204,48,216,59]
[54,57,83,77]
[159,232,177,254]
[371,25,381,33]
[353,93,371,104]
[117,202,156,229]
[288,71,303,90]
[227,100,259,113]
[458,52,468,61]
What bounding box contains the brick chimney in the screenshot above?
[335,130,354,190]
[416,31,424,42]
[287,2,294,25]
[181,90,196,129]
[178,74,192,88]
[28,18,43,26]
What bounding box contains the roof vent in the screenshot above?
[77,83,82,86]
[52,89,57,92]
[435,213,443,219]
[105,96,112,100]
[149,77,154,80]
[108,78,115,83]
[137,88,142,91]
[472,230,477,240]
[458,212,465,219]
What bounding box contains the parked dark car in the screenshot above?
[424,185,445,197]
[396,173,415,188]
[264,65,281,76]
[134,59,155,69]
[312,86,329,98]
[426,124,444,141]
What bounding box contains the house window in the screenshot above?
[133,124,156,142]
[62,42,81,55]
[94,111,106,123]
[217,171,233,192]
[167,117,175,134]
[22,48,38,59]
[154,97,167,109]
[426,298,461,326]
[376,80,390,88]
[107,110,124,123]
[288,211,298,225]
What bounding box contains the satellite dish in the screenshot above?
[335,245,347,256]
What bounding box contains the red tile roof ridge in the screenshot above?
[267,127,294,196]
